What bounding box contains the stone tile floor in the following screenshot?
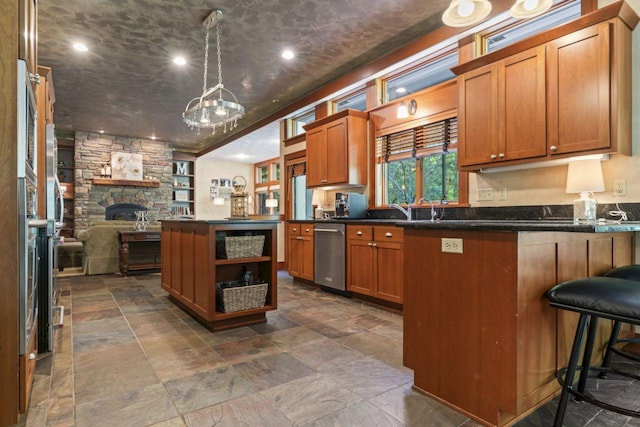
[15,271,640,426]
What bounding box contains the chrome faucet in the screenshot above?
[418,198,437,222]
[389,203,412,221]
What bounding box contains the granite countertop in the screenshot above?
[396,220,640,232]
[289,218,640,232]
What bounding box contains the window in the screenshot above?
[385,51,458,102]
[335,88,367,112]
[377,117,459,206]
[286,158,312,220]
[254,157,280,214]
[483,1,580,53]
[290,109,315,137]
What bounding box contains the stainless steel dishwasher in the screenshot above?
[314,223,346,292]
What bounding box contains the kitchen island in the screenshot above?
[161,219,278,331]
[398,220,640,426]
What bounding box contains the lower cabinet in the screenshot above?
[287,223,314,281]
[403,229,634,426]
[347,225,403,304]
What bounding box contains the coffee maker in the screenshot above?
[334,192,366,218]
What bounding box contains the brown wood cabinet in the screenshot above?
[287,222,314,281]
[403,229,634,426]
[303,109,368,188]
[347,225,403,304]
[547,22,612,156]
[161,220,278,331]
[454,5,636,171]
[458,46,546,168]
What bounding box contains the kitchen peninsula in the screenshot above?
[161,219,278,331]
[399,220,640,426]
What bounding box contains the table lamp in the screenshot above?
[566,159,605,223]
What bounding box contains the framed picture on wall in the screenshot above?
[111,152,143,180]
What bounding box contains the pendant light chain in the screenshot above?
[202,23,210,94]
[216,20,223,93]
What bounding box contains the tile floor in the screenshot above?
[15,271,640,426]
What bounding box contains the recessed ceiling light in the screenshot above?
[395,87,407,94]
[233,153,251,160]
[281,49,295,60]
[73,42,89,52]
[150,135,157,140]
[98,130,104,134]
[173,56,186,66]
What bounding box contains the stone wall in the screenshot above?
[73,131,174,232]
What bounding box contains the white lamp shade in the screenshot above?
[311,189,326,206]
[566,159,605,194]
[510,0,553,19]
[442,0,492,27]
[265,198,278,208]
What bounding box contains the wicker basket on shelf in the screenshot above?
[215,281,268,313]
[216,235,265,259]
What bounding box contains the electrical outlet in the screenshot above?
[497,188,507,201]
[613,179,627,197]
[442,238,463,254]
[477,189,493,201]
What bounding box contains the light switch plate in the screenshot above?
[442,238,463,254]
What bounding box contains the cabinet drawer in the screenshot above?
[374,226,403,243]
[347,225,373,241]
[288,223,303,236]
[300,224,314,236]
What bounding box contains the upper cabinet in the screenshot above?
[303,109,368,188]
[453,3,637,171]
[458,46,546,168]
[18,0,37,75]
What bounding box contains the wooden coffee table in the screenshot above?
[117,230,161,276]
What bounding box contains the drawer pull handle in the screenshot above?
[29,353,36,360]
[305,228,309,232]
[550,145,557,152]
[368,242,373,246]
[356,231,363,236]
[490,154,497,160]
[498,153,505,159]
[292,228,297,232]
[372,243,377,247]
[296,236,303,240]
[385,232,392,237]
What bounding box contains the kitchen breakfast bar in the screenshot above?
[398,220,640,426]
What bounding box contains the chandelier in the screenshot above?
[183,10,245,134]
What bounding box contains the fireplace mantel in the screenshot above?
[92,178,160,188]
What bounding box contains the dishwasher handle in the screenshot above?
[314,228,345,235]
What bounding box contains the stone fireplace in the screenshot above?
[105,203,148,221]
[73,131,174,232]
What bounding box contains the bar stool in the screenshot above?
[546,276,640,426]
[600,265,640,374]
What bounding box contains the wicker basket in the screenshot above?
[216,282,268,313]
[216,235,265,259]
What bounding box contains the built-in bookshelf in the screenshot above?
[172,152,195,217]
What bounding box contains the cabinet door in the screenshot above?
[299,236,314,281]
[547,23,610,155]
[374,241,404,304]
[306,126,327,187]
[458,63,499,167]
[325,117,348,185]
[347,240,374,295]
[499,46,547,161]
[288,235,303,278]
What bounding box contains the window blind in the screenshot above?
[376,117,458,163]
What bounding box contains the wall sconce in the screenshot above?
[566,159,605,223]
[442,0,552,27]
[397,99,417,119]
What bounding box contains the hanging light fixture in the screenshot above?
[442,0,492,27]
[183,10,245,134]
[510,0,552,19]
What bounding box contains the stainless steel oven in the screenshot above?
[18,178,40,356]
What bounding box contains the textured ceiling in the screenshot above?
[37,0,453,157]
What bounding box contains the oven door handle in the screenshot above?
[314,228,344,235]
[54,175,64,234]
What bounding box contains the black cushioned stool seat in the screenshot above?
[601,265,640,372]
[546,276,640,426]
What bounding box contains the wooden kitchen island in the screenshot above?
[161,219,278,331]
[399,220,639,426]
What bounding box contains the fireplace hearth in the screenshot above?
[105,203,148,221]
